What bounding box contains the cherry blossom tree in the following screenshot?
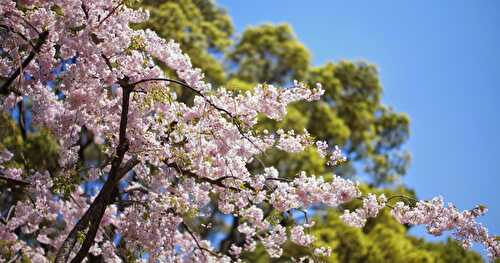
[0,0,498,262]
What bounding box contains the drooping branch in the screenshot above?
[0,30,49,96]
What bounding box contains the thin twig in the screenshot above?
[265,177,292,183]
[164,161,240,192]
[97,2,123,28]
[182,221,221,258]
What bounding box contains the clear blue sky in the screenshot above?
[219,0,500,252]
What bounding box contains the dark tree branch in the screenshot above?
[0,172,30,187]
[0,30,49,96]
[81,2,89,20]
[265,177,292,182]
[114,199,147,208]
[0,25,36,49]
[123,182,151,194]
[55,78,137,263]
[117,157,139,178]
[164,161,240,191]
[101,54,113,71]
[18,100,27,140]
[97,2,123,28]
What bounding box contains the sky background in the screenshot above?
[218,0,500,254]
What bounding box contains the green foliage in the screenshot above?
[0,112,59,173]
[413,238,484,263]
[306,61,411,183]
[140,0,233,87]
[224,77,254,93]
[50,4,64,16]
[227,23,310,85]
[0,110,66,248]
[52,169,79,198]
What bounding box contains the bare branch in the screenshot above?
[101,54,113,71]
[117,156,139,180]
[81,2,89,20]
[114,199,147,208]
[123,182,152,194]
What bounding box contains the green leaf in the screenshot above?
[50,4,64,16]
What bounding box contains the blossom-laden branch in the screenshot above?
[0,171,30,187]
[133,77,268,154]
[132,78,231,116]
[0,30,49,96]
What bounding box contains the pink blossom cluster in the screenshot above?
[290,225,315,246]
[341,193,387,228]
[316,142,346,166]
[0,170,114,262]
[0,0,498,262]
[338,193,500,259]
[391,197,500,259]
